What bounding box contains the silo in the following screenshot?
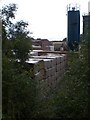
[83,15,89,36]
[88,1,90,14]
[67,4,80,50]
[88,1,90,51]
[83,1,90,38]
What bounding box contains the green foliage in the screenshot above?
[1,4,17,40]
[13,36,32,63]
[2,4,36,120]
[2,57,36,119]
[52,35,89,119]
[32,35,89,119]
[1,3,32,62]
[1,4,17,22]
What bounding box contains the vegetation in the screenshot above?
[1,4,36,120]
[53,36,89,119]
[2,4,32,62]
[32,35,89,119]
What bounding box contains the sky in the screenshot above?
[0,0,89,41]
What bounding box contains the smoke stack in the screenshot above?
[88,1,90,15]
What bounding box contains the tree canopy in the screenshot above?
[1,3,32,62]
[2,4,36,120]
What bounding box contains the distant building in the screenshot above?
[32,38,53,51]
[52,41,63,51]
[52,39,68,51]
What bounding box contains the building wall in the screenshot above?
[52,41,68,51]
[52,41,63,51]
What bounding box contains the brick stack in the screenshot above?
[26,53,68,100]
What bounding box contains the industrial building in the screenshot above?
[83,14,90,36]
[0,20,1,41]
[32,38,54,51]
[52,41,64,51]
[83,1,90,37]
[67,4,80,51]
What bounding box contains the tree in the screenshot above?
[1,3,32,62]
[12,21,32,63]
[1,4,36,120]
[1,4,17,57]
[53,34,89,119]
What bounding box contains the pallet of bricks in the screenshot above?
[26,53,68,101]
[26,58,46,101]
[45,54,68,87]
[31,53,68,90]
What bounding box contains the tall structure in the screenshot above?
[83,15,89,36]
[0,20,1,40]
[88,1,90,14]
[88,1,90,29]
[67,4,80,50]
[83,1,90,37]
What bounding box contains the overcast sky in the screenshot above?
[0,0,89,40]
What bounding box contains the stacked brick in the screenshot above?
[26,53,68,100]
